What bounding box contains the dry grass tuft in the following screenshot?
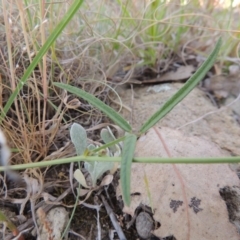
[0,1,116,167]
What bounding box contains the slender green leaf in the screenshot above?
[120,134,137,206]
[0,0,84,122]
[53,82,132,132]
[139,38,222,134]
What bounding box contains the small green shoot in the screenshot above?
[63,38,223,206]
[70,123,120,187]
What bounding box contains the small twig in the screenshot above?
[126,208,139,229]
[30,199,40,237]
[11,227,33,240]
[81,202,101,240]
[34,181,79,210]
[101,195,126,240]
[96,206,101,240]
[5,182,79,240]
[0,174,8,198]
[203,90,219,107]
[68,229,86,240]
[104,186,115,210]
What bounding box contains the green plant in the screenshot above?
[70,123,120,188]
[54,38,223,206]
[1,1,239,209]
[1,3,240,239]
[2,38,239,207]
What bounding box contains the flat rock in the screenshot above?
[37,207,69,240]
[116,83,240,156]
[115,84,240,239]
[117,127,240,239]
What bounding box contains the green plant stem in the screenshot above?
[92,136,125,153]
[61,184,80,238]
[2,156,240,172]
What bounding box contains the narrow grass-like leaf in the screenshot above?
[0,0,84,122]
[139,38,222,134]
[120,134,137,206]
[54,82,132,132]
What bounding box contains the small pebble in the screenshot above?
[136,212,153,239]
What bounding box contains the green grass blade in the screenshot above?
[139,38,222,134]
[120,134,137,206]
[53,83,132,132]
[0,0,84,121]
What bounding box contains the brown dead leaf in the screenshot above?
[157,65,195,82]
[136,65,195,84]
[63,94,81,109]
[117,127,240,240]
[123,64,195,85]
[134,65,195,84]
